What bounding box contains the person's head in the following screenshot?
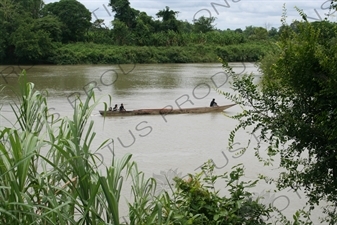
[115,104,117,106]
[121,103,123,106]
[213,98,215,101]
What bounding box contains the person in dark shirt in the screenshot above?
[119,103,126,111]
[113,104,118,111]
[210,98,218,107]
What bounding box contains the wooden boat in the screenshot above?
[99,104,236,116]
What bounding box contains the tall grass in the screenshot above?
[0,71,156,224]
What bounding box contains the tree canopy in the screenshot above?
[193,16,216,33]
[155,6,181,32]
[12,0,44,18]
[42,0,91,42]
[109,0,139,28]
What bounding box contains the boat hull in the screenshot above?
[99,104,236,116]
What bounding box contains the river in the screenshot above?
[0,63,325,223]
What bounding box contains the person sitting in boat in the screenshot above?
[113,104,118,111]
[119,103,126,111]
[108,106,112,111]
[210,98,218,107]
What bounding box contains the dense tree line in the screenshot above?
[0,0,329,64]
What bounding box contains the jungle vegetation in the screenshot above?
[1,0,285,65]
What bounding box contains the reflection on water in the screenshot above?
[0,63,259,100]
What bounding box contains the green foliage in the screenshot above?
[268,27,278,38]
[0,0,284,65]
[42,0,91,42]
[87,28,114,45]
[0,71,60,224]
[127,162,159,225]
[0,21,6,60]
[34,15,63,42]
[125,160,312,225]
[156,6,181,32]
[244,26,269,40]
[193,16,216,33]
[109,0,139,28]
[1,0,281,64]
[10,19,56,61]
[133,14,154,45]
[216,42,270,62]
[0,0,18,23]
[89,25,248,47]
[156,6,179,22]
[12,0,43,18]
[111,20,134,45]
[220,13,337,223]
[47,43,223,64]
[167,161,273,225]
[45,40,275,64]
[0,0,60,62]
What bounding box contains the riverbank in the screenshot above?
[2,41,274,65]
[50,42,272,65]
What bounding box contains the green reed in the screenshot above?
[0,71,151,225]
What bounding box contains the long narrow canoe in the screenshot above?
[99,104,236,116]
